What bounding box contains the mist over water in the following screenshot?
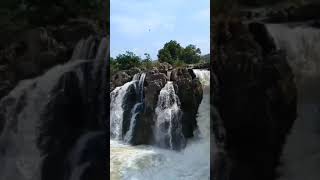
[110,70,210,180]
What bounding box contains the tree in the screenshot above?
[114,51,141,70]
[181,44,201,64]
[143,53,151,62]
[158,40,203,64]
[158,40,183,64]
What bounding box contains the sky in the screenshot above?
[110,0,210,60]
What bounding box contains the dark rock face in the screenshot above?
[0,28,68,82]
[121,83,139,138]
[171,68,203,138]
[157,62,173,74]
[187,62,210,70]
[66,132,106,180]
[238,1,320,24]
[0,21,100,101]
[51,19,99,51]
[129,71,168,145]
[212,20,297,180]
[111,64,203,148]
[38,47,107,180]
[110,68,142,92]
[248,22,276,55]
[39,70,87,180]
[0,35,107,180]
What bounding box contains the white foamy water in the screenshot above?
[110,81,136,140]
[0,60,87,180]
[154,81,183,150]
[110,70,210,180]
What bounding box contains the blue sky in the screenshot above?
[110,0,210,60]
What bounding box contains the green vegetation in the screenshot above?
[158,40,183,64]
[110,40,207,75]
[158,40,202,64]
[110,51,153,75]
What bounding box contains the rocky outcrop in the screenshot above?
[131,71,167,145]
[186,62,210,70]
[110,68,142,91]
[157,62,173,74]
[238,1,320,25]
[0,54,107,180]
[110,64,204,148]
[0,19,102,101]
[212,20,297,180]
[171,68,203,138]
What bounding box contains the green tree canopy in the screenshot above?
[114,51,141,70]
[143,53,152,62]
[181,44,201,64]
[158,40,202,64]
[158,40,183,64]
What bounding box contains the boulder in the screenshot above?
[126,67,141,76]
[157,62,173,74]
[0,27,68,100]
[51,18,99,51]
[131,71,167,145]
[212,20,297,180]
[171,68,203,138]
[110,71,132,91]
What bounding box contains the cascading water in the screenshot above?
[0,36,107,180]
[154,81,184,150]
[110,81,137,140]
[110,69,210,180]
[124,73,146,143]
[192,69,210,138]
[267,24,320,180]
[110,73,146,142]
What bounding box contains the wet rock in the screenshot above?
[131,71,167,145]
[126,67,141,76]
[51,18,99,50]
[248,22,276,55]
[171,68,203,138]
[212,20,297,180]
[157,62,173,74]
[110,71,132,91]
[0,27,68,99]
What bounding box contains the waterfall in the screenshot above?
[71,36,98,61]
[0,36,107,180]
[110,81,136,140]
[110,71,210,179]
[124,73,146,143]
[193,69,210,138]
[193,69,210,92]
[0,60,86,180]
[154,81,184,150]
[110,73,146,143]
[267,24,320,79]
[266,24,320,180]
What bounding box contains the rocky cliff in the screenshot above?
[110,64,204,149]
[211,18,297,180]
